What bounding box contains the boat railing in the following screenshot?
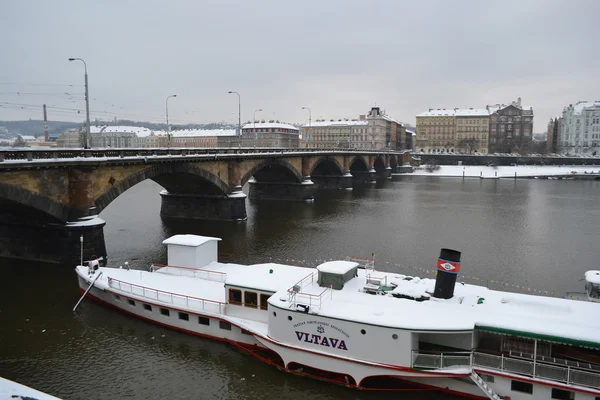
[344,256,374,271]
[107,277,226,314]
[507,350,600,372]
[150,263,227,283]
[287,272,333,312]
[411,350,600,389]
[411,351,472,369]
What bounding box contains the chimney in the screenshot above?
[433,248,462,299]
[518,97,522,107]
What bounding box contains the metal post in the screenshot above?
[228,91,241,145]
[533,340,537,377]
[68,58,91,148]
[254,108,262,147]
[84,70,90,148]
[302,107,311,147]
[166,94,177,147]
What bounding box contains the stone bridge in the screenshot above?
[0,148,411,265]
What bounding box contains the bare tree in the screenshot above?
[12,136,29,148]
[457,137,478,153]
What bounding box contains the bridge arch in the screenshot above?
[349,156,369,172]
[95,163,229,214]
[373,156,386,173]
[310,157,344,176]
[241,158,302,186]
[0,183,70,223]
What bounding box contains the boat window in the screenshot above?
[392,334,398,340]
[143,304,152,311]
[511,380,533,394]
[114,295,121,301]
[219,321,232,331]
[198,316,210,326]
[179,312,189,321]
[229,288,242,305]
[551,388,574,400]
[244,291,258,308]
[260,294,270,310]
[128,299,135,306]
[160,308,170,316]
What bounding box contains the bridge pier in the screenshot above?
[160,189,247,221]
[310,173,353,190]
[352,170,377,183]
[0,214,106,266]
[248,178,316,201]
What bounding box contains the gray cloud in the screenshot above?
[1,0,598,132]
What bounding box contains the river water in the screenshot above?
[1,176,598,400]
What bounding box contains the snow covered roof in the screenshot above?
[162,234,221,247]
[416,109,457,117]
[317,261,359,275]
[418,109,490,117]
[455,108,489,117]
[303,120,368,128]
[568,101,600,115]
[20,135,37,141]
[167,129,237,137]
[91,125,154,137]
[241,122,298,131]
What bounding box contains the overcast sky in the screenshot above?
[1,0,599,131]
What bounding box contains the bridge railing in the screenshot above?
[0,147,406,163]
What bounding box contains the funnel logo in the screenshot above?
[437,259,460,273]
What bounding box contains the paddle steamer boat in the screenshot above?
[75,235,600,400]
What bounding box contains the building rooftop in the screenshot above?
[416,109,457,117]
[566,101,600,115]
[303,120,368,128]
[242,122,298,131]
[90,125,154,137]
[169,129,237,137]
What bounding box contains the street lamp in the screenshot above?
[166,94,177,147]
[68,58,91,148]
[254,108,262,146]
[228,91,241,145]
[302,107,311,147]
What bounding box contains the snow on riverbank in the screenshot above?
[411,165,600,178]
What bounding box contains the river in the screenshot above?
[1,176,598,399]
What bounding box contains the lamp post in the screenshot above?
[165,94,177,147]
[228,91,241,146]
[302,107,311,147]
[254,108,262,146]
[68,58,91,148]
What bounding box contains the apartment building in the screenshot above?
[240,122,299,147]
[415,109,456,153]
[487,98,534,154]
[558,101,600,155]
[303,107,405,150]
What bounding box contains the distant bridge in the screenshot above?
[0,147,411,265]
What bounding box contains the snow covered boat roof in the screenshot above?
[269,268,600,348]
[316,260,358,274]
[162,234,221,247]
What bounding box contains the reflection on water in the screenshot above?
[1,177,599,399]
